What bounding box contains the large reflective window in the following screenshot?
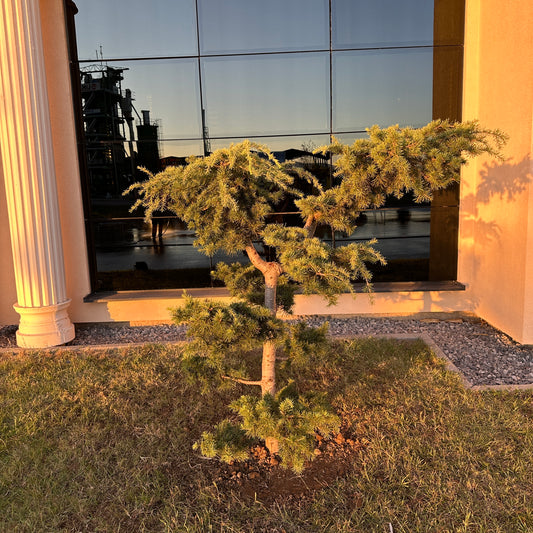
[71,0,465,289]
[202,53,329,137]
[198,0,329,54]
[332,0,434,49]
[75,0,198,60]
[332,48,433,132]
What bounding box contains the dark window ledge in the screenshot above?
[84,281,465,303]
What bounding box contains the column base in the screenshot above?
[14,300,75,348]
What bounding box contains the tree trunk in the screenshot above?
[245,243,282,455]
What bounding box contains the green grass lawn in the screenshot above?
[1,339,531,532]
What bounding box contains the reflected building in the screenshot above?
[136,110,161,173]
[80,65,161,197]
[80,65,131,197]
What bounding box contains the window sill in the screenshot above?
[83,281,465,303]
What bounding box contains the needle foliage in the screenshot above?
[126,120,506,471]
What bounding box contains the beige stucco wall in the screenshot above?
[459,0,533,343]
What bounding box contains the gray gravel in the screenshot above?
[1,316,531,388]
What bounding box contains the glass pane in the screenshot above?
[159,140,204,162]
[75,0,198,60]
[80,59,202,143]
[208,134,331,156]
[332,0,434,49]
[202,53,329,137]
[92,217,250,290]
[332,48,433,132]
[198,0,329,54]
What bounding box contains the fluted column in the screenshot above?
[0,0,75,347]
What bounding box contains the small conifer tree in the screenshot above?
[126,120,505,471]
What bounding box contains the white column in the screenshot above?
[0,0,75,347]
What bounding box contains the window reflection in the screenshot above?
[80,60,202,200]
[116,59,202,140]
[202,53,329,137]
[198,0,329,54]
[332,0,434,49]
[72,0,464,287]
[332,48,433,132]
[209,134,331,155]
[75,0,198,60]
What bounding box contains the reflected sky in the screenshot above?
[333,48,433,131]
[75,0,438,158]
[202,53,330,137]
[332,0,433,49]
[75,0,198,60]
[198,0,329,54]
[121,59,202,140]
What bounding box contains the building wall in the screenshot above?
[459,0,533,343]
[0,158,18,324]
[1,0,531,344]
[39,0,93,322]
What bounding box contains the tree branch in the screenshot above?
[304,214,318,238]
[221,375,262,386]
[245,243,284,279]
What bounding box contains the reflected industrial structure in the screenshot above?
[80,65,161,197]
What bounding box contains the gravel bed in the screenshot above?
[1,316,532,388]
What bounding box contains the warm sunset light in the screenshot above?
[0,0,531,347]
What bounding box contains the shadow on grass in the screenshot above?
[0,340,531,532]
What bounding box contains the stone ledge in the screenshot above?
[84,281,466,303]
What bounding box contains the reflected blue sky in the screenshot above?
[202,53,330,137]
[75,0,437,158]
[198,0,329,54]
[333,48,433,131]
[75,0,198,60]
[332,0,433,48]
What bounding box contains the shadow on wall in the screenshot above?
[459,154,532,294]
[401,156,532,317]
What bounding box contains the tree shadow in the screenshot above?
[375,155,533,315]
[460,154,532,248]
[476,155,532,204]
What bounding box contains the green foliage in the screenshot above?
[213,262,296,312]
[193,420,254,463]
[297,120,507,233]
[262,225,385,303]
[126,140,313,255]
[171,295,284,382]
[232,382,340,473]
[283,321,331,368]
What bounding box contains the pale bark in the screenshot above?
[261,339,277,396]
[303,214,318,238]
[245,244,282,315]
[245,243,283,454]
